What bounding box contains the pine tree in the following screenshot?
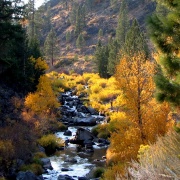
[44,28,58,66]
[94,40,110,78]
[148,0,180,107]
[70,2,78,25]
[28,36,42,58]
[27,0,35,39]
[123,19,149,58]
[85,0,94,12]
[98,28,103,38]
[76,33,85,50]
[115,0,129,47]
[75,5,86,35]
[66,31,71,42]
[0,0,44,91]
[107,39,119,75]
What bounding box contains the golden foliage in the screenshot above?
[115,53,172,143]
[30,57,49,71]
[25,75,60,114]
[103,53,174,178]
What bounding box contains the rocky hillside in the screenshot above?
[37,0,156,73]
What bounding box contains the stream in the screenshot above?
[42,91,108,180]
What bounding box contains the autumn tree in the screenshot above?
[104,53,173,178]
[25,75,59,114]
[115,53,170,144]
[148,0,180,107]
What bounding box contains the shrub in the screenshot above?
[128,131,180,179]
[0,140,15,170]
[102,162,126,180]
[38,134,64,155]
[52,79,70,92]
[91,126,99,136]
[93,167,105,178]
[25,75,60,114]
[32,152,47,165]
[20,163,43,175]
[98,131,110,139]
[91,124,110,139]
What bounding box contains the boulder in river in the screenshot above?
[58,174,75,180]
[73,116,97,126]
[70,128,95,146]
[64,157,77,163]
[16,171,43,180]
[63,130,72,136]
[40,158,53,170]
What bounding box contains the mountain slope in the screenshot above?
[36,0,156,73]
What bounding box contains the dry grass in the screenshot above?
[128,131,180,180]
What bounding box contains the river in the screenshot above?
[42,92,108,180]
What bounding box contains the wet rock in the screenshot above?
[58,175,75,180]
[86,107,99,115]
[63,130,72,136]
[40,158,53,170]
[38,145,45,153]
[16,171,43,180]
[98,138,110,145]
[64,158,77,163]
[76,105,89,113]
[61,168,73,171]
[72,128,95,145]
[78,177,88,180]
[74,117,97,126]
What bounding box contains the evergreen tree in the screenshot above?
[44,28,58,66]
[0,0,45,91]
[115,0,129,47]
[75,4,86,35]
[123,19,149,57]
[148,0,180,107]
[76,33,85,50]
[107,39,119,75]
[66,31,71,42]
[94,40,110,78]
[27,0,35,39]
[85,0,94,12]
[98,28,103,38]
[70,2,78,25]
[28,36,42,58]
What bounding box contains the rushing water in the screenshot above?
[43,91,107,179]
[43,126,107,180]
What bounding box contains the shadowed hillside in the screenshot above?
[32,0,155,73]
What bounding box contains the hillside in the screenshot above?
[35,0,156,73]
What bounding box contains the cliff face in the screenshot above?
[38,0,155,73]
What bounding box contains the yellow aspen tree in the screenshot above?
[115,53,154,142]
[25,75,60,114]
[115,53,171,143]
[104,53,173,178]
